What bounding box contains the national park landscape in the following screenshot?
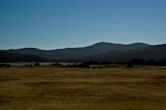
[0,0,166,110]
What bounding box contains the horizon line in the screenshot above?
[0,41,164,50]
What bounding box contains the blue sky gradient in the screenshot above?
[0,0,166,49]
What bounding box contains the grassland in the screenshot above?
[0,67,166,110]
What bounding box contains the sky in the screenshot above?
[0,0,166,49]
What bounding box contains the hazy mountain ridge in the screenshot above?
[88,45,166,62]
[1,42,166,63]
[0,50,44,63]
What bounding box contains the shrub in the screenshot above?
[34,62,40,67]
[51,62,63,67]
[0,64,10,68]
[125,64,134,68]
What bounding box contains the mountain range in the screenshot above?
[0,42,166,63]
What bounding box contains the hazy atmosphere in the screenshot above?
[0,0,166,49]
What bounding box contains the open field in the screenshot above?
[0,67,166,110]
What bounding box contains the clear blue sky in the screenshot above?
[0,0,166,49]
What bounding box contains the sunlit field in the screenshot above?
[0,67,166,110]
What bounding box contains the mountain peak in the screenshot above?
[128,42,150,46]
[93,42,115,45]
[90,42,122,48]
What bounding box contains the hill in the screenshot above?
[1,42,166,63]
[0,50,44,63]
[88,44,166,62]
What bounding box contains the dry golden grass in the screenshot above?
[0,67,166,110]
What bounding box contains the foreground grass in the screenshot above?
[0,67,166,110]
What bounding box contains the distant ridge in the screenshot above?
[0,50,44,63]
[1,42,166,62]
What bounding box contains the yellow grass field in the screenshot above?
[0,67,166,110]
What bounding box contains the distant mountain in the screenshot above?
[1,42,166,63]
[88,44,166,62]
[8,48,47,55]
[0,50,44,63]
